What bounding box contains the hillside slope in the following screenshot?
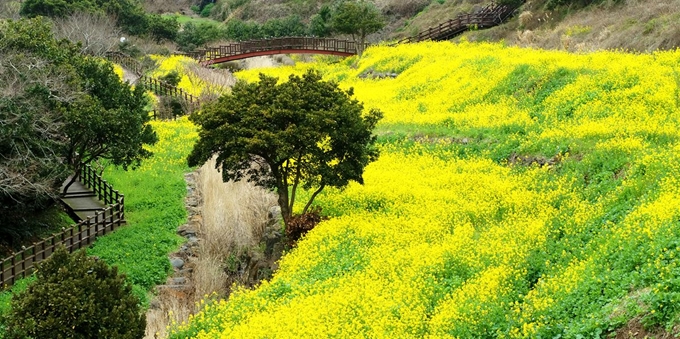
[169,41,680,338]
[147,0,680,52]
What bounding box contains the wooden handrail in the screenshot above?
[182,37,369,65]
[1,165,126,289]
[398,2,519,44]
[105,51,144,76]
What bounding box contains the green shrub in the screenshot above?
[160,70,182,87]
[175,21,226,51]
[147,14,179,42]
[200,3,214,17]
[5,246,145,339]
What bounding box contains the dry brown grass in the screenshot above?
[198,157,277,256]
[475,0,680,52]
[145,287,194,339]
[184,63,235,103]
[144,158,276,338]
[0,1,21,20]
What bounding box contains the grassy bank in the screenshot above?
[0,118,197,335]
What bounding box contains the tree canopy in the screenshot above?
[6,247,145,338]
[0,18,156,242]
[188,70,382,227]
[19,0,175,40]
[331,0,385,53]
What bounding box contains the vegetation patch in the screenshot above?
[170,41,680,338]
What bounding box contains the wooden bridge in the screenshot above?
[1,165,125,289]
[399,2,518,43]
[184,37,368,65]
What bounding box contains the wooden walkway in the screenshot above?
[61,177,107,222]
[183,37,367,65]
[2,165,125,289]
[398,2,519,44]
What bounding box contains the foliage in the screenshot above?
[5,247,145,338]
[261,15,306,38]
[201,3,215,17]
[187,70,383,227]
[223,19,262,41]
[0,18,156,240]
[223,16,307,41]
[160,70,182,87]
[175,21,225,51]
[19,0,171,38]
[308,5,333,37]
[331,0,385,53]
[63,57,157,189]
[147,14,180,43]
[171,41,680,338]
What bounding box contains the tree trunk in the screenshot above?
[302,184,326,214]
[359,34,366,56]
[277,183,292,228]
[62,165,81,195]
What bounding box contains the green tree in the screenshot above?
[62,57,157,192]
[176,21,226,51]
[6,247,145,338]
[331,0,385,55]
[147,14,179,43]
[20,0,157,37]
[0,18,156,239]
[261,15,306,38]
[309,5,332,37]
[187,70,382,227]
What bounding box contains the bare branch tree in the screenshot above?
[53,12,122,57]
[0,52,78,202]
[0,1,21,20]
[184,63,235,103]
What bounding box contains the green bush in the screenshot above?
[5,247,145,339]
[160,70,182,87]
[147,14,179,42]
[175,21,226,51]
[200,3,214,17]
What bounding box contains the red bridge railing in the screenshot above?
[183,37,369,65]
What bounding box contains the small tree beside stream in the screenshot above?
[188,70,382,232]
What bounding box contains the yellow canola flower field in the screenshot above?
[150,55,211,97]
[170,41,680,338]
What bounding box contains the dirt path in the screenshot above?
[121,67,139,84]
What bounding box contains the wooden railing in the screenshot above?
[138,75,201,111]
[183,37,369,65]
[106,51,144,76]
[105,52,200,117]
[0,165,125,289]
[399,2,518,43]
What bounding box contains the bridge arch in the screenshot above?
[186,37,367,65]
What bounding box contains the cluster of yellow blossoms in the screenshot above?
[168,41,680,338]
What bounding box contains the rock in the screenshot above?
[268,206,282,220]
[177,224,197,237]
[187,236,199,245]
[172,277,187,285]
[170,257,184,270]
